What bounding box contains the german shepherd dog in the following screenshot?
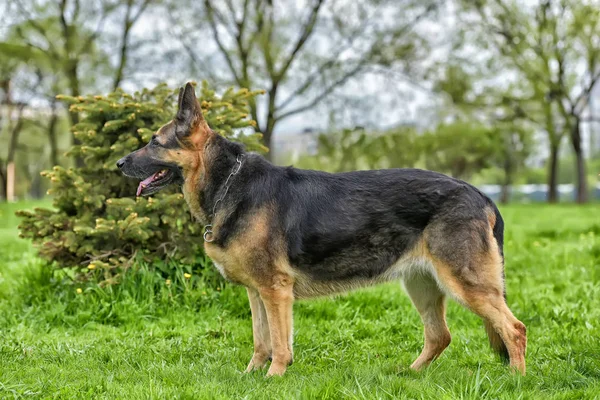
[117,83,527,377]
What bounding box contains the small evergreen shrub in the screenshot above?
[18,82,265,284]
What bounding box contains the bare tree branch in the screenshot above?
[167,23,219,82]
[277,61,366,120]
[205,0,242,85]
[574,69,600,115]
[274,0,324,81]
[277,15,375,111]
[113,0,153,90]
[13,1,61,59]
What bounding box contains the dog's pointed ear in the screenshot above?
[177,87,184,111]
[175,82,211,140]
[175,83,199,129]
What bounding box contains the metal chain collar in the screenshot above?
[203,154,244,242]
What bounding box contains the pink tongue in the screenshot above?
[136,173,159,196]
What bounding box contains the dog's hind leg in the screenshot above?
[404,273,451,370]
[425,216,527,375]
[435,262,527,375]
[258,274,294,377]
[245,287,272,372]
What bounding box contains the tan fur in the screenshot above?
[204,206,281,286]
[421,225,526,375]
[403,273,451,370]
[258,279,294,376]
[485,206,496,228]
[154,124,171,145]
[160,122,216,222]
[204,206,296,376]
[245,287,272,372]
[162,148,205,220]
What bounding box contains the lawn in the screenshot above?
[0,201,599,399]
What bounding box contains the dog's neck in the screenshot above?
[184,134,245,226]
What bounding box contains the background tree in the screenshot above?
[169,0,439,157]
[456,0,600,203]
[2,0,156,166]
[420,121,503,181]
[0,81,26,202]
[296,127,421,172]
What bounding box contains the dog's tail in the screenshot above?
[485,204,510,362]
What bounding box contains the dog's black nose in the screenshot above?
[116,158,126,169]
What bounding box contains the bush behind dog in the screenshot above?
[17,82,265,285]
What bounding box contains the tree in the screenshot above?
[458,0,600,203]
[0,87,26,202]
[0,49,27,201]
[431,61,534,203]
[296,127,421,172]
[4,0,155,165]
[112,0,154,91]
[420,122,503,181]
[494,124,532,203]
[170,0,439,158]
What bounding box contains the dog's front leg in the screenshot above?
[245,287,272,372]
[259,276,294,377]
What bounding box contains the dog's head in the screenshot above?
[117,82,212,196]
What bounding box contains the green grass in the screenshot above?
[0,201,599,399]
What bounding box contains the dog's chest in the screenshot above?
[203,243,257,286]
[211,261,228,279]
[182,185,205,222]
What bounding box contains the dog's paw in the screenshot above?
[266,363,287,377]
[244,353,270,373]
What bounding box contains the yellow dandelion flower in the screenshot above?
[184,273,192,279]
[165,279,172,286]
[76,288,83,294]
[88,264,96,270]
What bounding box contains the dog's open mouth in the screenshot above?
[137,169,175,196]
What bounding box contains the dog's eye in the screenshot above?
[151,136,161,146]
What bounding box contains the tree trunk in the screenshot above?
[547,142,559,203]
[0,167,6,201]
[500,135,515,205]
[28,153,43,199]
[500,159,512,204]
[262,86,279,162]
[570,117,588,203]
[113,12,133,91]
[6,162,15,202]
[6,104,25,202]
[29,171,43,199]
[66,60,84,167]
[500,182,510,204]
[263,119,275,162]
[48,102,59,166]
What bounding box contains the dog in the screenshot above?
[117,82,527,377]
